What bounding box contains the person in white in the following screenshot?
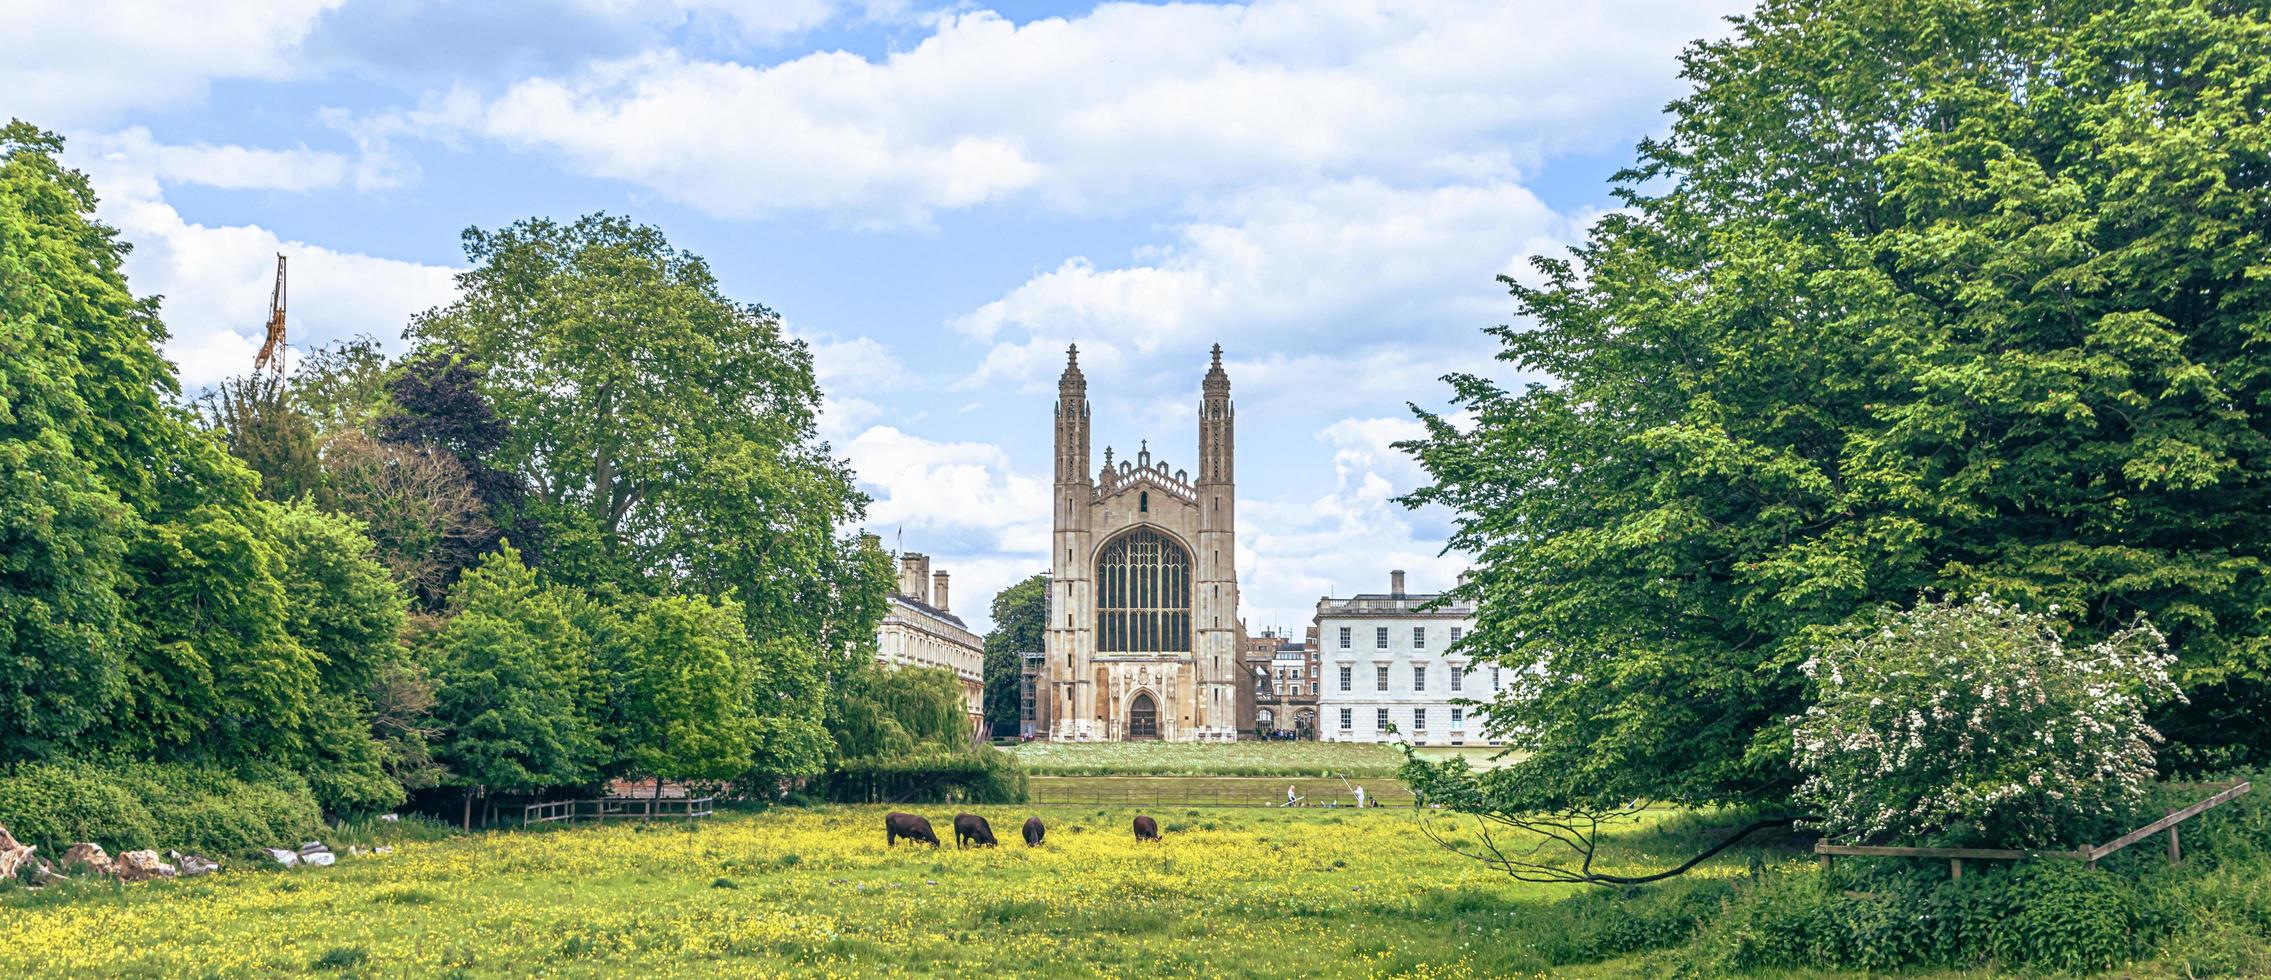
[1354,785,1366,808]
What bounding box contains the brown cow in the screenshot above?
[885,812,939,847]
[1022,816,1045,847]
[954,813,997,848]
[1132,814,1160,841]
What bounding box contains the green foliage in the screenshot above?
[0,124,407,820]
[1402,0,2271,809]
[832,666,977,761]
[405,213,886,785]
[1796,596,2179,847]
[0,122,140,762]
[1697,861,2157,974]
[0,763,157,852]
[610,594,757,791]
[982,573,1048,737]
[816,748,1029,804]
[195,373,323,502]
[428,545,603,791]
[0,762,322,855]
[822,665,1024,803]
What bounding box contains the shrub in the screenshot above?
[0,763,159,852]
[0,762,322,855]
[1794,596,2179,847]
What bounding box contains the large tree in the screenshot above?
[404,214,889,785]
[0,123,408,808]
[1403,0,2271,808]
[982,573,1049,737]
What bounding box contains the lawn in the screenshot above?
[1029,775,1414,806]
[0,805,1808,978]
[1003,740,1409,776]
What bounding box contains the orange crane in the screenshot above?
[253,253,287,377]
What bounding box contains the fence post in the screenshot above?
[1949,858,1962,880]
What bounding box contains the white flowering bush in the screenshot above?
[1792,596,2181,848]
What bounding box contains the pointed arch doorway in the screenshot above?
[1127,692,1160,740]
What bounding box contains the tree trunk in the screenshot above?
[462,787,475,831]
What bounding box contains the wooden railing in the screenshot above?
[1816,781,2251,879]
[519,796,717,828]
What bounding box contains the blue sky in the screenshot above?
[9,0,1748,630]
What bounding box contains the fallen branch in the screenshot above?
[1412,805,1795,887]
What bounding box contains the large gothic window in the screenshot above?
[1095,529,1192,652]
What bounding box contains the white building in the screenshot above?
[875,552,985,737]
[1314,570,1501,746]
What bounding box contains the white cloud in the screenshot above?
[369,0,1742,225]
[76,128,352,194]
[3,0,345,125]
[1237,413,1469,628]
[65,138,462,391]
[954,179,1577,389]
[842,424,1055,630]
[844,425,1051,554]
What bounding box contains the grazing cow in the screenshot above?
[1022,816,1045,847]
[1132,815,1160,841]
[954,813,998,848]
[885,812,939,848]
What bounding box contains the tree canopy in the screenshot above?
[982,573,1048,737]
[1403,0,2271,808]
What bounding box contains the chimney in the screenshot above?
[932,571,951,613]
[1390,569,1406,596]
[898,553,931,603]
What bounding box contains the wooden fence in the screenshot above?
[1815,781,2251,879]
[520,796,717,828]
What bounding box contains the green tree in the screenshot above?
[405,214,889,785]
[610,595,757,799]
[266,498,413,815]
[982,573,1048,737]
[196,373,323,502]
[1403,0,2271,808]
[429,545,603,824]
[0,122,145,760]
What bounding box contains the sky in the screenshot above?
[8,0,1749,632]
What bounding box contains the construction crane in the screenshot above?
[253,253,288,378]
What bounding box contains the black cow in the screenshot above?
[885,811,939,847]
[1022,816,1045,847]
[954,813,998,848]
[1132,814,1160,841]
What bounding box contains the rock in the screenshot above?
[0,825,35,881]
[379,813,400,822]
[168,850,220,876]
[114,850,176,882]
[264,848,300,867]
[60,843,113,876]
[297,841,330,856]
[28,857,64,887]
[301,851,337,868]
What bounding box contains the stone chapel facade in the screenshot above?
[1039,345,1241,741]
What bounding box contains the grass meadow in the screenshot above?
[0,804,1807,978]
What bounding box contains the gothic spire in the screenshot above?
[1059,343,1085,390]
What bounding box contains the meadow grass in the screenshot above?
[1003,740,1409,776]
[1030,774,1414,806]
[0,804,1812,978]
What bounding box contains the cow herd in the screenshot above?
[882,811,1164,848]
